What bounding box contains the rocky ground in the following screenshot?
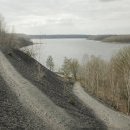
[0,48,107,130]
[0,73,47,130]
[73,82,130,130]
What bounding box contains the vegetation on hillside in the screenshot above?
[102,35,130,43]
[60,47,130,115]
[61,57,79,80]
[1,13,130,116]
[0,14,32,50]
[87,35,130,43]
[77,47,130,115]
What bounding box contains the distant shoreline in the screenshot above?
[28,34,130,43]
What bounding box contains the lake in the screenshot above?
[23,39,130,70]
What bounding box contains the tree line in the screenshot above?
[46,47,130,115]
[0,14,31,50]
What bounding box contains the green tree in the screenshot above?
[46,56,54,71]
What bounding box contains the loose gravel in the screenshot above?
[73,82,130,130]
[0,49,107,130]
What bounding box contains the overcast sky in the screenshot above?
[0,0,130,34]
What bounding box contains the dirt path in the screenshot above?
[73,82,130,130]
[0,51,75,130]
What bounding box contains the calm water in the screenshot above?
[23,39,130,70]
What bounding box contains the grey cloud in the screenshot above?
[0,0,129,34]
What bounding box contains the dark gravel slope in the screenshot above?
[4,49,108,130]
[0,75,47,130]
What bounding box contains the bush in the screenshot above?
[22,48,35,58]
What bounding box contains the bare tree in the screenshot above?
[0,14,6,46]
[0,14,17,48]
[62,57,71,78]
[124,69,130,114]
[76,47,130,114]
[46,56,54,71]
[110,47,130,113]
[70,59,79,80]
[62,57,79,80]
